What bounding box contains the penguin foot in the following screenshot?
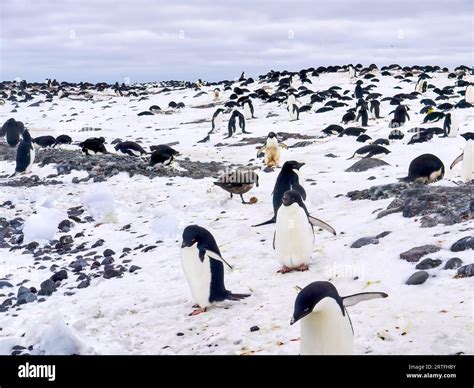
[296,264,309,272]
[277,266,292,274]
[189,308,207,316]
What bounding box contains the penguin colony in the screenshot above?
[1,64,473,355]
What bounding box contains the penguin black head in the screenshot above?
[22,129,32,142]
[282,160,305,171]
[282,189,304,207]
[291,281,344,325]
[267,131,277,139]
[181,225,208,248]
[356,80,363,85]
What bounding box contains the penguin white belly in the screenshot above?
[300,299,354,355]
[244,104,251,119]
[180,246,211,308]
[275,204,314,268]
[466,86,474,104]
[448,114,459,137]
[25,146,35,173]
[462,141,473,182]
[214,114,222,130]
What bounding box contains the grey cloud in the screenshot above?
[1,0,472,82]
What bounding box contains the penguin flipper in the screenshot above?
[206,250,233,270]
[257,145,266,157]
[342,292,388,307]
[226,292,251,301]
[308,216,336,235]
[450,153,463,169]
[279,143,288,149]
[252,217,276,227]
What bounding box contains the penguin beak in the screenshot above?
[297,162,305,169]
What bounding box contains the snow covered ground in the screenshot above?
[0,69,472,355]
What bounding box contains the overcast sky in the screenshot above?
[1,0,472,83]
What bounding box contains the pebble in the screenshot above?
[406,271,429,285]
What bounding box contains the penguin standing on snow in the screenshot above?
[443,112,459,137]
[242,99,255,119]
[209,108,224,134]
[348,64,356,79]
[274,190,336,273]
[291,281,388,355]
[1,118,24,147]
[226,110,249,138]
[180,225,250,316]
[369,100,381,118]
[11,129,35,176]
[450,140,473,182]
[288,103,300,121]
[253,160,306,227]
[356,104,369,126]
[415,78,427,93]
[257,132,288,168]
[213,88,221,101]
[354,80,363,99]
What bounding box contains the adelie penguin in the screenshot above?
[1,118,24,147]
[348,145,390,160]
[400,154,445,183]
[450,140,473,182]
[149,145,179,166]
[257,132,288,168]
[33,135,56,148]
[354,80,363,99]
[242,99,255,119]
[291,281,388,355]
[114,141,147,157]
[226,110,249,138]
[180,225,250,316]
[253,160,306,227]
[415,78,427,93]
[356,104,369,126]
[288,103,300,121]
[369,100,381,118]
[443,112,458,137]
[348,64,356,79]
[79,137,108,155]
[389,105,410,128]
[55,134,72,145]
[11,129,35,177]
[213,169,259,204]
[210,108,224,132]
[274,190,336,273]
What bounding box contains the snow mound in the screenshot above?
[22,206,66,244]
[83,185,117,223]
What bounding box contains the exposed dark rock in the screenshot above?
[406,271,429,285]
[400,245,440,262]
[456,264,474,278]
[415,258,442,270]
[450,236,474,252]
[345,158,390,172]
[444,258,463,270]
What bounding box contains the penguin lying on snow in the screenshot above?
[274,190,336,273]
[257,132,288,168]
[253,160,306,227]
[149,145,179,166]
[347,145,390,160]
[180,225,250,316]
[400,154,445,183]
[11,129,35,177]
[213,169,259,204]
[291,281,388,355]
[55,134,72,145]
[114,141,147,157]
[34,135,56,148]
[79,137,108,155]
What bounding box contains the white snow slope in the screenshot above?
[0,69,472,355]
